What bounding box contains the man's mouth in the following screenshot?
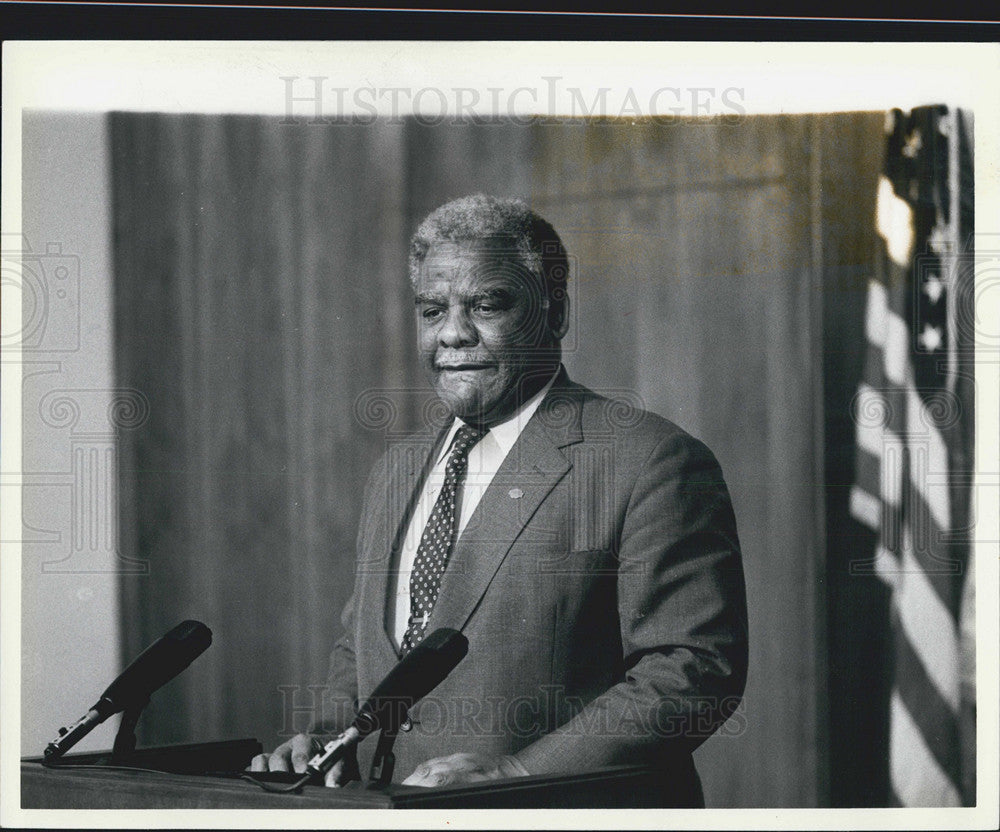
[436,363,492,372]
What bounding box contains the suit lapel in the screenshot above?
[356,423,448,662]
[429,373,584,634]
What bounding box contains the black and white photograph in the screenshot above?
[2,32,998,829]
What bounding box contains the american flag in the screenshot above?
[850,105,975,807]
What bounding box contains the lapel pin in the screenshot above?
[508,487,524,499]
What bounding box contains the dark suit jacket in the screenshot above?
[312,369,748,802]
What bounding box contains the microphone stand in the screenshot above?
[110,696,150,764]
[366,699,412,788]
[42,690,262,775]
[367,726,398,788]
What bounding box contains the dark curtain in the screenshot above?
[111,112,886,807]
[111,114,414,756]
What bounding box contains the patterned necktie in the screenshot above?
[401,424,486,654]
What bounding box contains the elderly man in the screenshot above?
[252,194,748,801]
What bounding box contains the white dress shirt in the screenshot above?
[389,373,557,647]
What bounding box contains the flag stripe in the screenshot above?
[876,175,915,267]
[897,538,961,712]
[849,484,880,532]
[863,282,911,385]
[906,385,951,533]
[898,474,965,615]
[864,278,889,344]
[874,545,901,592]
[855,386,894,457]
[853,394,962,612]
[894,615,961,783]
[890,691,962,806]
[883,310,910,387]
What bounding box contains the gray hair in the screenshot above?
[408,194,569,323]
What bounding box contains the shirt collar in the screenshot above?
[437,369,559,463]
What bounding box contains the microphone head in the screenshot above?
[409,627,469,677]
[355,627,468,736]
[98,620,212,714]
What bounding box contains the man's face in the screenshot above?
[415,240,561,426]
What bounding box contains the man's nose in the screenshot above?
[438,306,477,347]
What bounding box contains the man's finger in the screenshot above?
[401,766,428,786]
[402,770,436,787]
[268,749,290,772]
[248,753,268,772]
[327,747,359,787]
[402,753,501,787]
[402,761,447,787]
[324,760,344,788]
[289,734,316,773]
[402,761,432,785]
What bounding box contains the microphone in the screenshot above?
[44,620,212,760]
[305,627,468,780]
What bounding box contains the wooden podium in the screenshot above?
[22,740,696,809]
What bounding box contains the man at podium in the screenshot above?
[251,195,748,800]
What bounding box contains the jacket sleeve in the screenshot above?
[513,430,749,773]
[309,461,385,738]
[309,589,360,737]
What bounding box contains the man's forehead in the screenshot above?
[422,238,520,263]
[418,240,535,284]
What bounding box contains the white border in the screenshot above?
[3,39,998,830]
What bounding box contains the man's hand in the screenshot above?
[401,752,530,787]
[248,732,359,787]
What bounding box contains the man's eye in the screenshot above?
[421,307,445,321]
[473,303,500,315]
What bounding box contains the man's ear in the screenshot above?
[549,294,570,341]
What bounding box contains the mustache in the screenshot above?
[435,360,493,370]
[432,348,557,370]
[433,351,492,369]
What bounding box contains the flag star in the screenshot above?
[923,274,945,304]
[919,324,943,352]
